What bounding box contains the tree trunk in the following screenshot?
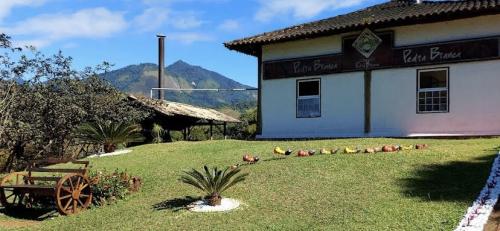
[103,143,116,153]
[2,142,25,172]
[2,151,15,172]
[207,193,221,206]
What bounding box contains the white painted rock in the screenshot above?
[188,198,240,212]
[88,149,132,158]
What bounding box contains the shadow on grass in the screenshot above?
[399,152,498,202]
[262,157,288,162]
[0,207,57,221]
[152,196,201,212]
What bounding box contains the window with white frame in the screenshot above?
[417,68,449,113]
[297,79,321,118]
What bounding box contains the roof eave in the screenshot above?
[224,8,500,56]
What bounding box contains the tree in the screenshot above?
[227,107,257,140]
[0,34,151,171]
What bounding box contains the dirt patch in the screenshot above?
[484,197,500,231]
[0,220,39,229]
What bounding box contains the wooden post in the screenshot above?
[209,121,213,140]
[183,128,187,141]
[166,129,171,142]
[223,122,227,140]
[257,48,263,136]
[364,70,372,134]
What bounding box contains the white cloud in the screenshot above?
[2,7,127,48]
[218,19,240,31]
[133,8,206,32]
[255,0,367,22]
[169,12,206,30]
[167,32,214,44]
[133,8,169,32]
[0,0,48,21]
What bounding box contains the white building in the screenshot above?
[225,0,500,139]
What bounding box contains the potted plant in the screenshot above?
[179,166,248,206]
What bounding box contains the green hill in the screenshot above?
[100,60,257,108]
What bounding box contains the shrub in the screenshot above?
[179,166,248,206]
[89,169,142,207]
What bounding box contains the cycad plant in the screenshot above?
[179,166,249,206]
[76,121,144,153]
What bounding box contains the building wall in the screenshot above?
[261,73,365,138]
[371,60,500,136]
[259,14,500,138]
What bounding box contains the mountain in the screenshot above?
[101,60,257,109]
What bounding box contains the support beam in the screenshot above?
[364,70,372,134]
[183,128,187,141]
[209,120,213,140]
[223,122,227,140]
[257,48,263,136]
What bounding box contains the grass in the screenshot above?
[1,137,499,230]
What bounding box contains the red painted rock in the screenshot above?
[297,150,309,157]
[243,155,252,162]
[382,145,396,152]
[415,144,429,149]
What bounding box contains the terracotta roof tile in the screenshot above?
[128,95,241,123]
[225,0,500,56]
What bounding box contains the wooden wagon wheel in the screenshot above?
[0,172,33,210]
[55,173,92,215]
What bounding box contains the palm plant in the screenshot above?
[151,123,165,144]
[76,121,144,153]
[179,166,249,206]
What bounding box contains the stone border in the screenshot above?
[87,149,132,158]
[455,152,500,231]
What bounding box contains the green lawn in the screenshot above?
[1,138,499,230]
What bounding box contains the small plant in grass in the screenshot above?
[76,121,144,153]
[151,123,165,144]
[89,169,142,207]
[179,166,248,206]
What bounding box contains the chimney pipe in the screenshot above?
[157,34,166,100]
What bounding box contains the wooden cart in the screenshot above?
[0,159,92,215]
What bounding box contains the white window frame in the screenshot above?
[296,79,321,118]
[417,67,449,114]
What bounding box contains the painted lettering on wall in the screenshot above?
[402,47,462,64]
[355,59,380,69]
[430,47,462,61]
[403,49,427,63]
[292,60,339,74]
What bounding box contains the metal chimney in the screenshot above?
[157,34,166,100]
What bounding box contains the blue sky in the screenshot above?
[1,0,382,87]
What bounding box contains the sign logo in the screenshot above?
[352,28,382,58]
